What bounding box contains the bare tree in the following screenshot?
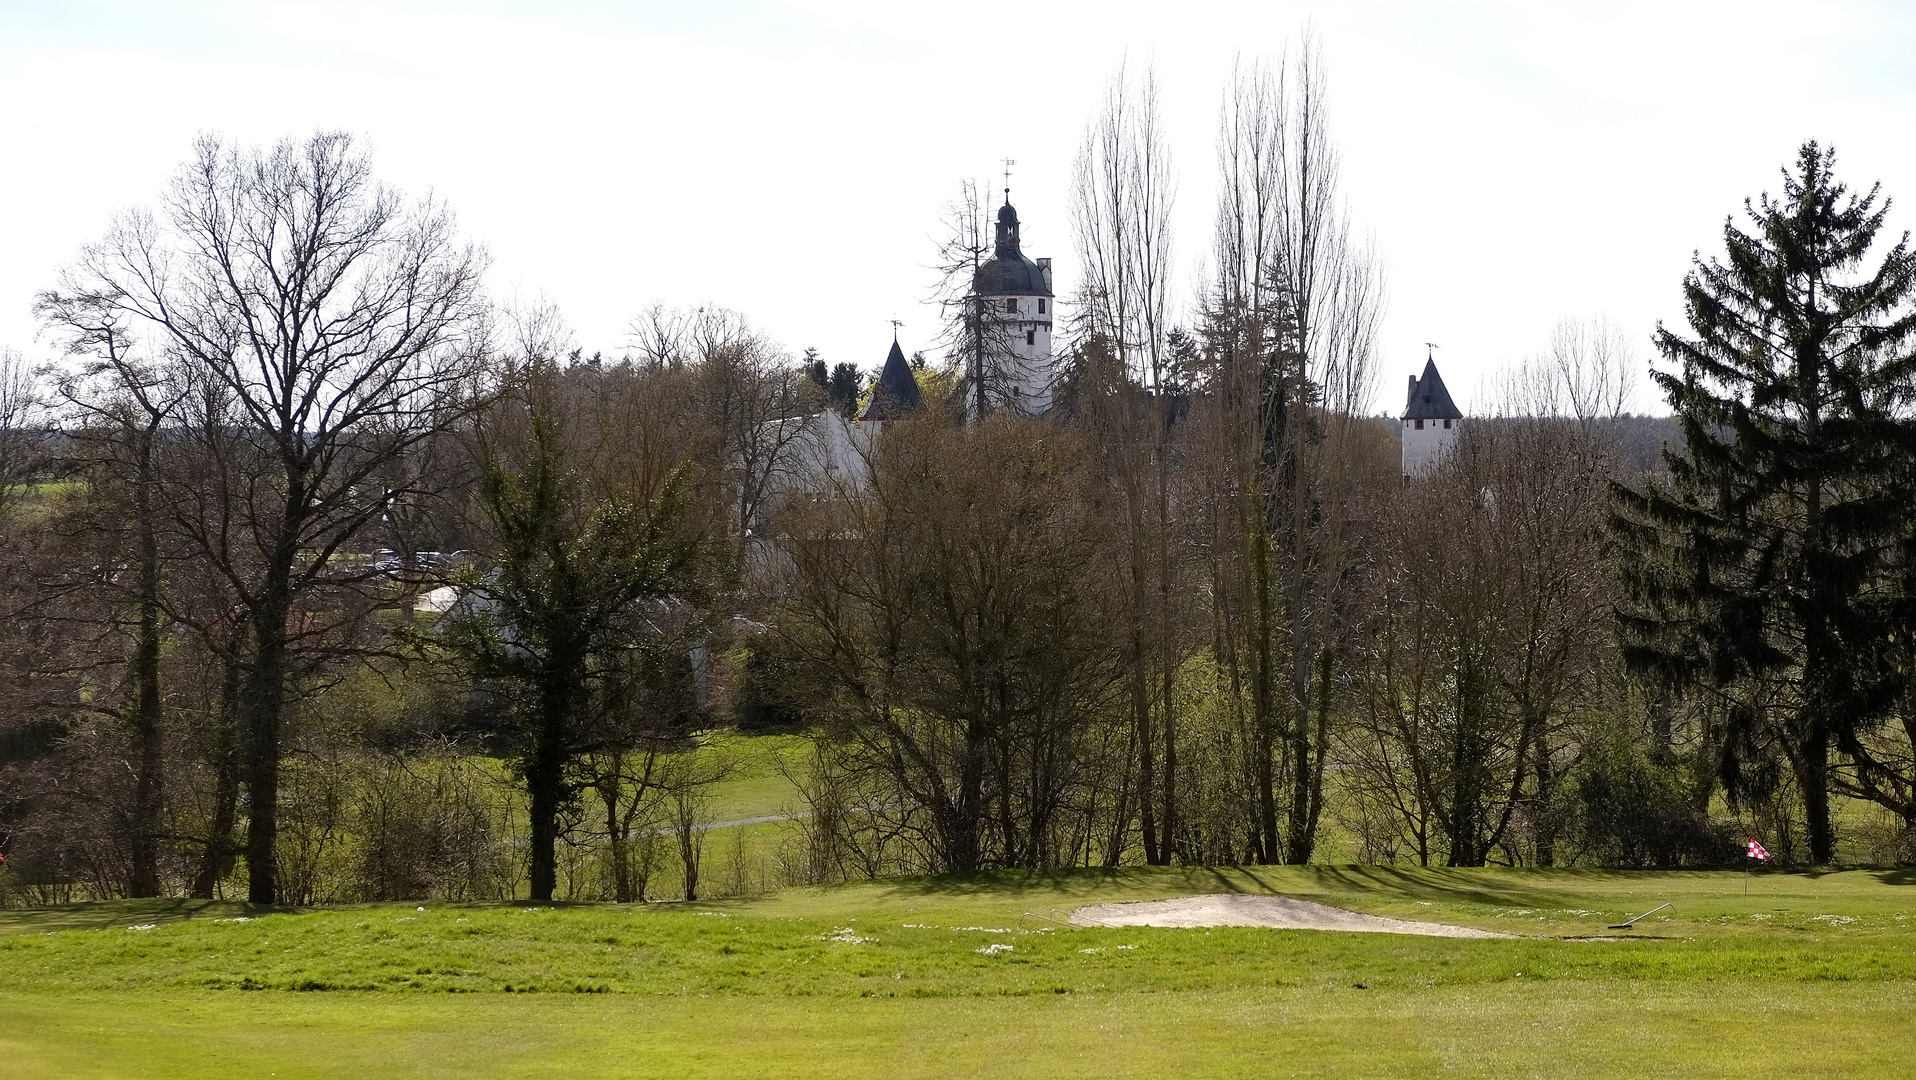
[1346,368,1616,866]
[32,308,187,897]
[774,415,1126,872]
[0,348,40,524]
[624,304,814,560]
[1073,64,1177,391]
[1200,40,1383,864]
[697,340,814,553]
[1070,63,1185,863]
[1510,316,1636,426]
[39,132,490,903]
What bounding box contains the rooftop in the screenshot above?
[974,201,1051,297]
[857,339,924,421]
[1403,356,1463,420]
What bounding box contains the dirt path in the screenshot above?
[1070,894,1513,938]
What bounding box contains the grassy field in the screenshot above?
[4,865,1914,1077]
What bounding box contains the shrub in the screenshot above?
[1566,730,1738,868]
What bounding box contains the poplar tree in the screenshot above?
[1613,142,1916,864]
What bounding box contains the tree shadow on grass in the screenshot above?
[830,863,1839,920]
[1855,867,1916,887]
[841,865,1587,912]
[0,897,283,934]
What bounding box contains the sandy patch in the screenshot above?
[1070,894,1513,939]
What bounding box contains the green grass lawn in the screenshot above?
[697,733,810,823]
[4,866,1913,1077]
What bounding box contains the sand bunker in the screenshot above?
[1071,894,1513,939]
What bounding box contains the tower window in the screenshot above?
[1005,299,1018,313]
[1443,418,1452,429]
[1026,330,1035,345]
[1038,299,1048,314]
[1415,419,1424,430]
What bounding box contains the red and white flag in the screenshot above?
[1746,839,1771,862]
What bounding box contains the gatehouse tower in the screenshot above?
[1402,352,1462,477]
[970,197,1056,415]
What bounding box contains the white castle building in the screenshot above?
[968,198,1057,415]
[1401,353,1462,477]
[761,194,1058,509]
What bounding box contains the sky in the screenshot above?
[3,0,1914,415]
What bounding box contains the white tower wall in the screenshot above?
[1402,417,1458,476]
[978,290,1056,413]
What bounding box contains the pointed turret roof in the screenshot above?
[857,339,924,421]
[1402,356,1462,420]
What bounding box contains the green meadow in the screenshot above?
[4,865,1914,1078]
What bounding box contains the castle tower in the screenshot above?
[1402,353,1462,477]
[970,198,1056,415]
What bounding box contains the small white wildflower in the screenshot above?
[127,924,157,932]
[976,943,1013,956]
[1115,944,1137,951]
[823,927,871,945]
[1079,947,1103,955]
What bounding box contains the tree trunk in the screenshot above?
[1533,732,1557,868]
[1801,723,1834,865]
[1284,647,1333,864]
[1248,508,1281,865]
[242,580,291,906]
[192,654,244,899]
[676,807,702,902]
[1134,654,1158,865]
[1155,396,1178,865]
[946,725,988,872]
[527,685,571,903]
[127,481,165,897]
[602,763,634,903]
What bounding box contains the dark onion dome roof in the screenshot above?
[975,201,1052,296]
[1403,356,1463,420]
[858,339,925,421]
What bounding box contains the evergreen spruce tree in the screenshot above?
[1613,142,1916,864]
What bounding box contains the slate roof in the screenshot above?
[858,339,925,421]
[1403,357,1463,420]
[975,201,1052,296]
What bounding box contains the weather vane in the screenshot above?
[1002,158,1017,201]
[1423,341,1440,359]
[890,317,903,340]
